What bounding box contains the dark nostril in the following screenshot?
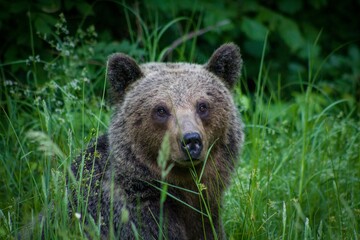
[181,133,203,159]
[181,132,201,147]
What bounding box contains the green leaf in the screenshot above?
[277,0,303,14]
[241,17,268,41]
[34,13,57,34]
[278,18,305,52]
[76,2,94,16]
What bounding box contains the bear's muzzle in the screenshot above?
[180,132,203,161]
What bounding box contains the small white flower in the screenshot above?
[75,212,81,219]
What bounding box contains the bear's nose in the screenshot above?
[181,132,203,160]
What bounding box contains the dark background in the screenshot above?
[1,0,359,102]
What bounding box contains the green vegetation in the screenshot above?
[1,1,359,239]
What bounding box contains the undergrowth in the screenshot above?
[1,10,359,240]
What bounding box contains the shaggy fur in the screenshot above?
[71,43,244,239]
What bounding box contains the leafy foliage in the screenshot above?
[1,0,360,98]
[0,0,359,239]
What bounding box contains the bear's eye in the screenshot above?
[157,107,167,117]
[197,102,209,118]
[198,103,208,113]
[154,105,170,120]
[152,105,170,124]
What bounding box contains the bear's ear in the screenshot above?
[205,43,242,89]
[107,53,143,101]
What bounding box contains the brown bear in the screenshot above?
[71,43,244,239]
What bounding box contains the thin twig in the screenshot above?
[160,20,230,61]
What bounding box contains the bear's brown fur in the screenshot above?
[71,43,244,239]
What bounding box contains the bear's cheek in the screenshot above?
[129,113,166,157]
[202,108,230,143]
[168,134,183,162]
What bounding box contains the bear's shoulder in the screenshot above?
[71,134,110,182]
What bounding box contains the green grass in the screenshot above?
[223,91,360,239]
[1,13,359,240]
[223,37,360,239]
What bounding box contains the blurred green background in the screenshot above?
[1,0,359,101]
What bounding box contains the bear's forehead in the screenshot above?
[141,62,204,72]
[126,62,228,107]
[140,63,216,87]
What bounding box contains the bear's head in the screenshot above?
[107,43,243,182]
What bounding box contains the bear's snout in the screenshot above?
[181,132,203,160]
